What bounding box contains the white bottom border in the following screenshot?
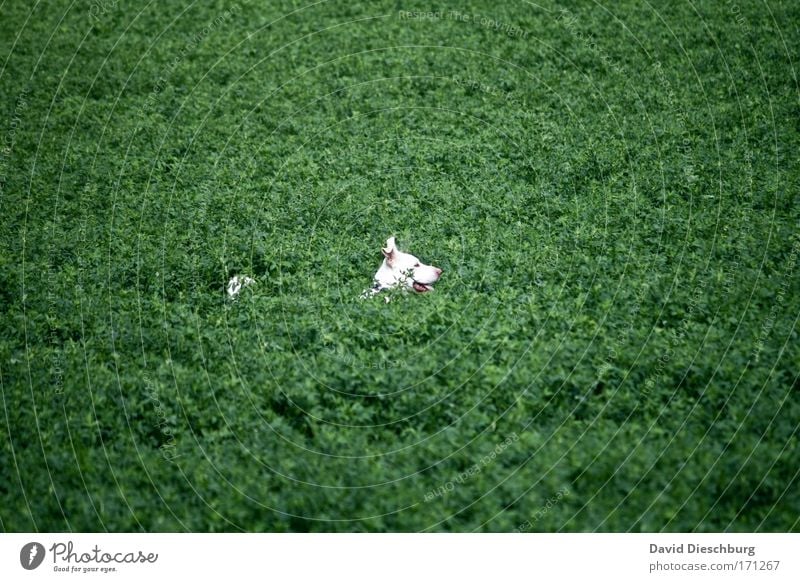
[2,533,797,581]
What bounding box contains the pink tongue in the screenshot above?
[413,282,428,292]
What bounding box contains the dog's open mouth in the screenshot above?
[412,281,433,293]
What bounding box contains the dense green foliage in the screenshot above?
[1,0,798,532]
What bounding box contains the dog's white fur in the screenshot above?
[362,236,442,299]
[227,275,254,299]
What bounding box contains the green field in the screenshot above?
[1,0,798,532]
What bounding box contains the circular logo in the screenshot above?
[20,542,45,570]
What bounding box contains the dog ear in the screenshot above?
[382,236,397,261]
[381,247,395,262]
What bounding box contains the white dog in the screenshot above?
[362,236,442,299]
[227,275,254,299]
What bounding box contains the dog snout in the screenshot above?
[434,267,443,277]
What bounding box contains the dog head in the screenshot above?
[379,236,443,293]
